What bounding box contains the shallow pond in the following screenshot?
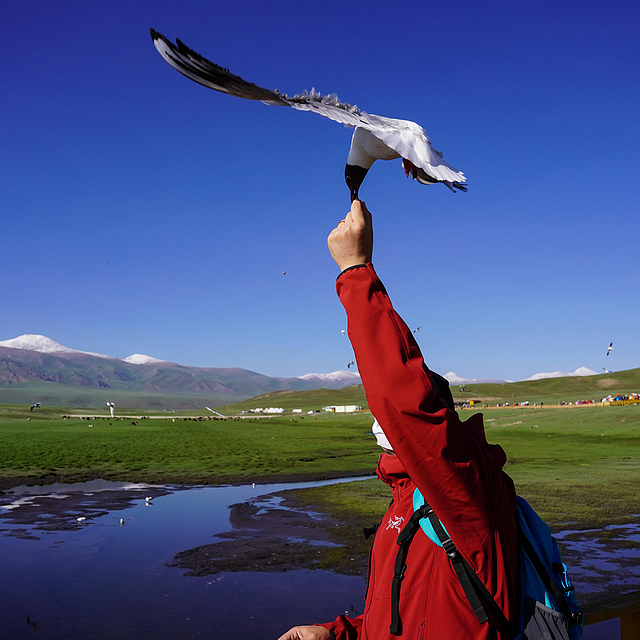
[0,478,369,639]
[0,479,635,639]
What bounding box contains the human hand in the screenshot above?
[327,199,373,271]
[276,625,332,640]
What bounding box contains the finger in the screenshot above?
[349,199,364,225]
[359,200,371,224]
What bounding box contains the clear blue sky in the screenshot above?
[2,0,638,381]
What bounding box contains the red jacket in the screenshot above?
[319,264,517,640]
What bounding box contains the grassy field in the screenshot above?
[287,405,640,533]
[0,403,379,487]
[1,400,639,532]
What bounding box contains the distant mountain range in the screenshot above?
[0,334,362,409]
[443,366,598,386]
[0,334,601,409]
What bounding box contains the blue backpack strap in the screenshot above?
[412,487,450,545]
[411,489,512,638]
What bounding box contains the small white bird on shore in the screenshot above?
[150,30,467,201]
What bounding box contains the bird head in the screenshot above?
[344,164,369,202]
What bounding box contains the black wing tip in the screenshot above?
[150,28,164,42]
[453,182,468,192]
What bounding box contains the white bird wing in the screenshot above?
[151,30,464,183]
[366,116,465,183]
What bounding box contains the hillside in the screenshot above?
[0,346,319,410]
[215,367,640,414]
[215,385,368,413]
[455,367,640,405]
[1,336,638,411]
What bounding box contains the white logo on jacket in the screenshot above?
[386,515,405,532]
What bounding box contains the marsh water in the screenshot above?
[0,479,636,639]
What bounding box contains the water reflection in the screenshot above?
[0,478,368,639]
[0,479,636,639]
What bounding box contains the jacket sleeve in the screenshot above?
[318,614,363,640]
[336,263,517,610]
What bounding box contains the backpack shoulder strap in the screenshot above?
[408,489,512,638]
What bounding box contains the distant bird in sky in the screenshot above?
[347,361,355,369]
[341,330,346,337]
[106,401,115,418]
[413,327,421,334]
[150,30,467,202]
[30,403,41,411]
[606,342,613,356]
[602,367,612,373]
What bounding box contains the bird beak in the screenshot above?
[344,164,369,203]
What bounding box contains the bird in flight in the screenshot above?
[347,361,355,369]
[606,342,613,356]
[150,30,467,201]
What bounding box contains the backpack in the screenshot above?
[389,490,583,639]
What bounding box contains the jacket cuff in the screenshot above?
[336,263,371,282]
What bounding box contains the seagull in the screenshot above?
[150,30,467,201]
[341,330,346,337]
[347,361,355,369]
[413,327,421,334]
[606,342,613,356]
[603,367,612,374]
[29,403,41,411]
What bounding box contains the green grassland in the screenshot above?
[1,397,639,531]
[287,404,640,533]
[0,404,379,487]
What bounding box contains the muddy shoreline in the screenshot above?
[170,489,373,578]
[0,470,369,492]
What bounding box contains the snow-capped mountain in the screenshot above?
[0,334,113,359]
[0,334,363,410]
[0,335,599,388]
[121,354,168,365]
[444,372,510,385]
[0,334,164,365]
[298,370,361,389]
[524,367,598,381]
